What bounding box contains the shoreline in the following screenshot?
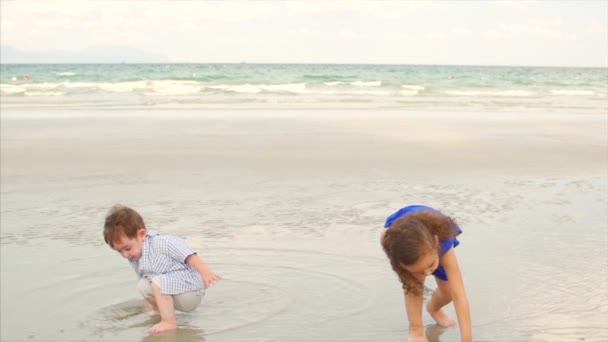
[1,105,607,119]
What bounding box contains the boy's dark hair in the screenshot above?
[381,210,458,296]
[103,204,146,247]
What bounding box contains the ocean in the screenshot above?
[1,64,606,112]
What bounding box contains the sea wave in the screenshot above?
[98,81,149,92]
[21,83,60,89]
[0,84,26,94]
[323,81,386,87]
[318,90,392,96]
[148,80,202,94]
[0,79,601,107]
[24,91,64,96]
[350,81,382,87]
[445,90,535,97]
[401,84,425,91]
[550,90,596,96]
[208,83,308,94]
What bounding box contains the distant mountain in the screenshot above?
[0,45,171,64]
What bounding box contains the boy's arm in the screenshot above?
[164,236,221,288]
[441,248,472,342]
[186,254,221,288]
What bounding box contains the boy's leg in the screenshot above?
[148,278,177,334]
[426,277,456,327]
[136,278,159,314]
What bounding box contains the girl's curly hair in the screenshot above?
[381,209,458,296]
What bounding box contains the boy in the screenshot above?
[103,205,221,334]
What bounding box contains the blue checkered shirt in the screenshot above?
[129,230,204,295]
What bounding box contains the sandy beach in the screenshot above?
[1,107,607,342]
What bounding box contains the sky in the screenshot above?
[1,0,607,67]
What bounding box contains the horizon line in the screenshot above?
[1,62,607,69]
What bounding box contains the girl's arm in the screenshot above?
[441,248,472,342]
[404,288,428,342]
[186,254,221,288]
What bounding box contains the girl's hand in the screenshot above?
[202,271,221,288]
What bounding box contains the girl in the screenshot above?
[381,204,472,342]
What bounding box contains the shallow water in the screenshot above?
[1,110,607,341]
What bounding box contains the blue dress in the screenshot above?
[384,204,462,281]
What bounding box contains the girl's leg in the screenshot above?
[426,277,456,327]
[148,281,177,334]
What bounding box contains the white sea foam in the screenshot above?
[399,90,419,96]
[209,83,308,94]
[319,90,392,96]
[0,84,26,94]
[401,84,425,91]
[24,91,64,96]
[97,81,149,93]
[550,90,596,96]
[323,82,344,86]
[148,80,202,95]
[24,83,62,89]
[493,90,534,97]
[262,83,307,93]
[59,81,149,92]
[62,82,99,89]
[446,90,534,97]
[55,72,76,76]
[209,84,261,93]
[350,81,382,87]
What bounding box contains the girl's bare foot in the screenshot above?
[426,303,456,327]
[148,321,176,334]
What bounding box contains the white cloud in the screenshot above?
[13,0,92,15]
[386,33,414,41]
[287,28,315,36]
[141,2,275,23]
[0,1,604,66]
[485,19,576,41]
[339,30,370,40]
[425,27,472,40]
[284,0,436,18]
[495,1,537,9]
[586,17,606,34]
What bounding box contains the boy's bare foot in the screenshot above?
[147,310,160,317]
[148,321,177,334]
[142,304,159,317]
[426,303,456,327]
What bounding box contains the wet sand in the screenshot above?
[1,108,607,341]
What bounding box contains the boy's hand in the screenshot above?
[202,271,221,288]
[185,254,222,288]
